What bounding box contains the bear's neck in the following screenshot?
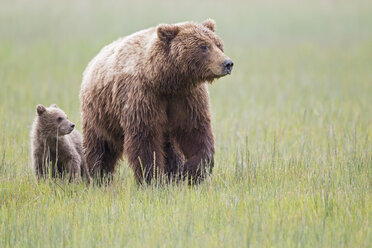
[36,127,65,143]
[145,67,205,95]
[144,46,205,95]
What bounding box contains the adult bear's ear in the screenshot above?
[50,104,58,108]
[201,19,215,32]
[157,24,180,43]
[36,104,46,116]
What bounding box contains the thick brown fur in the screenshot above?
[30,104,91,184]
[80,19,233,184]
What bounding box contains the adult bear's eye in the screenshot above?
[57,117,63,123]
[200,45,209,52]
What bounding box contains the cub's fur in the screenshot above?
[30,104,91,183]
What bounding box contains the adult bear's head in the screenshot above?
[153,19,233,88]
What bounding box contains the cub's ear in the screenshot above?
[157,24,180,43]
[201,19,216,32]
[36,104,46,116]
[50,104,58,108]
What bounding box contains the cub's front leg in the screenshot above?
[32,146,48,180]
[68,157,82,183]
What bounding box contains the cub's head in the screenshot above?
[36,104,75,136]
[157,19,233,83]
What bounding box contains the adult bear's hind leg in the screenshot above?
[83,128,122,184]
[100,139,123,182]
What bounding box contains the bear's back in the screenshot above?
[81,27,157,93]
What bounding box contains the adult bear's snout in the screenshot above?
[222,59,234,74]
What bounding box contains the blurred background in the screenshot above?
[1,0,371,175]
[1,1,371,247]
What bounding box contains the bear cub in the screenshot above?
[30,104,91,183]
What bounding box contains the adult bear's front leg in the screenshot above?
[121,94,167,184]
[124,129,166,184]
[164,137,185,181]
[176,126,215,184]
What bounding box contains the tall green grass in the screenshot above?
[1,0,371,247]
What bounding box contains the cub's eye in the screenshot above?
[217,43,223,50]
[200,45,209,52]
[57,117,63,123]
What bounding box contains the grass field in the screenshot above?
[1,0,371,247]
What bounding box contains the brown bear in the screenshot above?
[80,19,233,184]
[30,104,91,183]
